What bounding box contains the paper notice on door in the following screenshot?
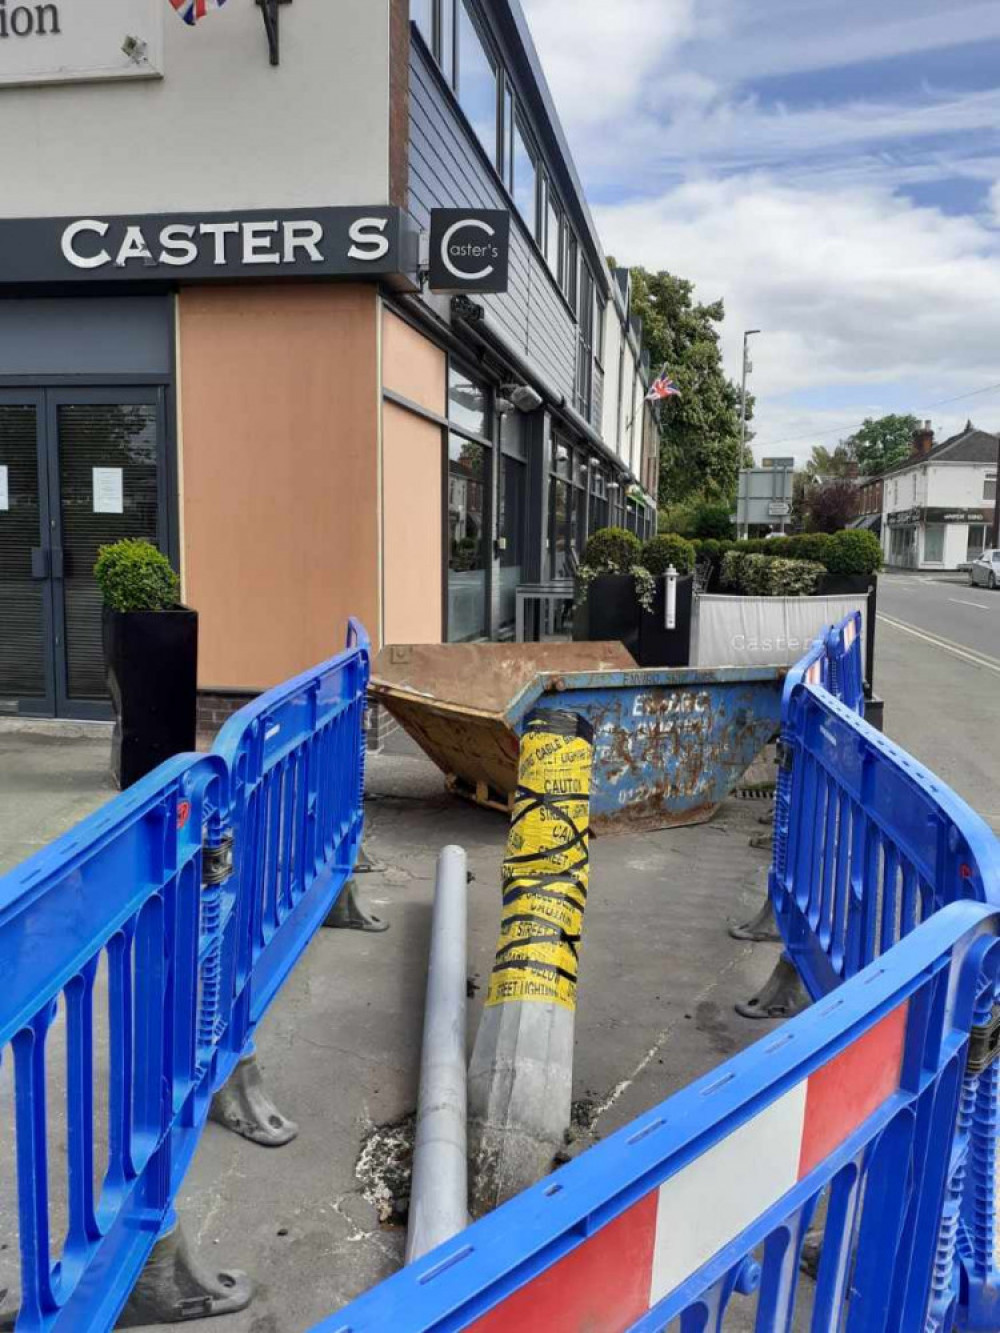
[93,467,124,514]
[0,465,8,512]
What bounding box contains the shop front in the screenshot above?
[885,506,993,570]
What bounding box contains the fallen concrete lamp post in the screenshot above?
[406,845,470,1262]
[468,708,595,1214]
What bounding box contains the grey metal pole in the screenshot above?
[405,845,469,1263]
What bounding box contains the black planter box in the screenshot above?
[572,573,640,658]
[638,575,694,667]
[103,606,199,790]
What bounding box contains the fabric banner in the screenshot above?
[691,594,867,670]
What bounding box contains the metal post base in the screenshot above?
[323,880,389,932]
[116,1221,251,1327]
[209,1053,298,1147]
[729,896,782,943]
[735,953,811,1021]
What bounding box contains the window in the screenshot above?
[448,365,487,436]
[562,231,578,310]
[439,0,455,81]
[512,116,537,233]
[595,297,606,364]
[967,524,987,562]
[457,1,497,163]
[923,524,945,563]
[411,0,434,48]
[448,436,487,640]
[502,80,514,190]
[986,472,997,503]
[541,177,561,277]
[576,265,595,416]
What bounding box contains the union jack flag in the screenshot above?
[169,0,228,24]
[646,372,681,403]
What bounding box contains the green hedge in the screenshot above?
[94,539,180,612]
[640,533,696,576]
[682,529,881,579]
[720,551,826,597]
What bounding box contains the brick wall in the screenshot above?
[197,690,256,738]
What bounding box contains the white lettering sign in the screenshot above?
[347,217,391,262]
[0,0,163,87]
[93,467,123,515]
[61,217,333,271]
[0,464,8,512]
[441,218,498,282]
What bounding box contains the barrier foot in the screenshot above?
[323,880,389,932]
[209,1053,298,1147]
[116,1221,252,1326]
[729,896,781,943]
[735,953,810,1021]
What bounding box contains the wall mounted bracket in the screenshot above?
[255,0,291,66]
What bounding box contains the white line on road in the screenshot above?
[949,598,993,611]
[878,613,1000,676]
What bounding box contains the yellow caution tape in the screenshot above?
[486,713,593,1013]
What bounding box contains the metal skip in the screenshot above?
[406,845,470,1263]
[468,708,594,1214]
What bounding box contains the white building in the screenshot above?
[881,421,998,569]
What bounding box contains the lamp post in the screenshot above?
[739,329,760,458]
[992,433,1000,552]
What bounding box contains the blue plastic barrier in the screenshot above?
[213,618,370,1060]
[0,622,369,1331]
[319,901,1000,1333]
[771,617,1000,1325]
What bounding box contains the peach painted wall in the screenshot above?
[382,401,443,643]
[178,284,379,691]
[382,309,446,414]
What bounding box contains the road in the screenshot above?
[875,570,1000,832]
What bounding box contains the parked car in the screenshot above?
[969,549,1000,589]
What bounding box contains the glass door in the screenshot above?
[0,391,54,716]
[47,389,166,718]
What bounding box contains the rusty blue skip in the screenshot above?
[370,643,785,832]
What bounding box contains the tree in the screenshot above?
[805,479,857,533]
[804,442,856,480]
[619,265,751,507]
[847,414,918,476]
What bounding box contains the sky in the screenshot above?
[519,0,1000,467]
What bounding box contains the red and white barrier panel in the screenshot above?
[843,615,859,648]
[470,1004,907,1333]
[805,659,824,685]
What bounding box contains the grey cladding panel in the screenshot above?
[0,297,172,376]
[409,43,578,403]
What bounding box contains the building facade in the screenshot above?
[0,0,658,721]
[880,422,998,570]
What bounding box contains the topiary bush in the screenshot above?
[690,500,734,540]
[581,526,642,574]
[94,539,180,613]
[721,551,826,596]
[640,533,696,577]
[823,529,882,578]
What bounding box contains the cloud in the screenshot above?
[519,0,696,131]
[594,177,1000,459]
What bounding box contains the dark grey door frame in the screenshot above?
[46,386,169,721]
[0,387,56,717]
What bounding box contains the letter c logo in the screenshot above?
[441,218,496,281]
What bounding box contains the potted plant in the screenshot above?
[94,538,198,790]
[572,527,649,656]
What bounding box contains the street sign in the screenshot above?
[761,457,795,469]
[428,209,510,294]
[768,501,791,517]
